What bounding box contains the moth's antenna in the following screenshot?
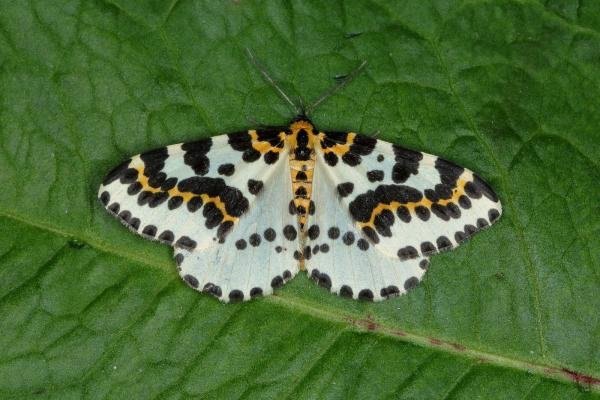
[305,60,367,116]
[245,48,301,115]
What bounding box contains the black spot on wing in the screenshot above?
[317,273,332,289]
[435,157,464,186]
[102,158,132,185]
[436,236,453,252]
[117,209,129,222]
[129,218,140,230]
[342,152,360,166]
[158,230,174,244]
[320,131,348,149]
[264,151,279,164]
[373,209,394,237]
[264,228,276,241]
[342,231,355,245]
[218,163,235,176]
[249,233,261,247]
[148,192,169,208]
[350,133,377,156]
[161,177,178,191]
[203,283,222,298]
[283,225,297,241]
[337,182,354,197]
[242,149,261,162]
[127,182,142,195]
[228,131,261,162]
[321,132,376,167]
[455,231,467,243]
[229,129,283,164]
[229,290,244,302]
[228,131,253,152]
[357,238,369,251]
[488,208,500,222]
[203,203,224,229]
[168,196,183,210]
[367,170,384,182]
[217,221,234,242]
[415,205,430,221]
[307,225,320,240]
[396,206,411,223]
[458,195,471,209]
[473,174,499,202]
[358,289,374,301]
[349,185,422,223]
[183,139,212,176]
[175,236,197,251]
[328,227,340,239]
[398,246,418,260]
[362,226,379,243]
[420,241,437,255]
[99,191,110,206]
[174,253,184,266]
[108,202,120,214]
[121,168,140,184]
[141,147,169,178]
[381,285,400,299]
[187,196,203,213]
[142,225,157,237]
[178,177,249,217]
[391,145,422,183]
[184,274,199,288]
[247,179,263,195]
[271,276,284,289]
[404,277,419,291]
[339,285,353,298]
[147,172,166,188]
[324,152,338,166]
[477,218,489,229]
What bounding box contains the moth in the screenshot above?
[98,50,502,302]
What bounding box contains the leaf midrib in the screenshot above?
[1,208,597,391]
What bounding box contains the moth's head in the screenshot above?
[292,114,310,123]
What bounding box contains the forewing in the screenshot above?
[98,129,299,302]
[305,131,502,300]
[305,156,429,301]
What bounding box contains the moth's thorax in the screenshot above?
[287,119,317,255]
[286,119,318,157]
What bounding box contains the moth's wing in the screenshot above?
[305,157,429,301]
[174,153,300,303]
[98,129,299,302]
[304,131,502,301]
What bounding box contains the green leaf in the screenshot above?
[1,0,599,398]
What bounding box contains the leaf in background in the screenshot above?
[0,0,599,398]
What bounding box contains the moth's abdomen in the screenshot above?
[287,120,318,235]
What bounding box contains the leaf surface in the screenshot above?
[1,0,599,398]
